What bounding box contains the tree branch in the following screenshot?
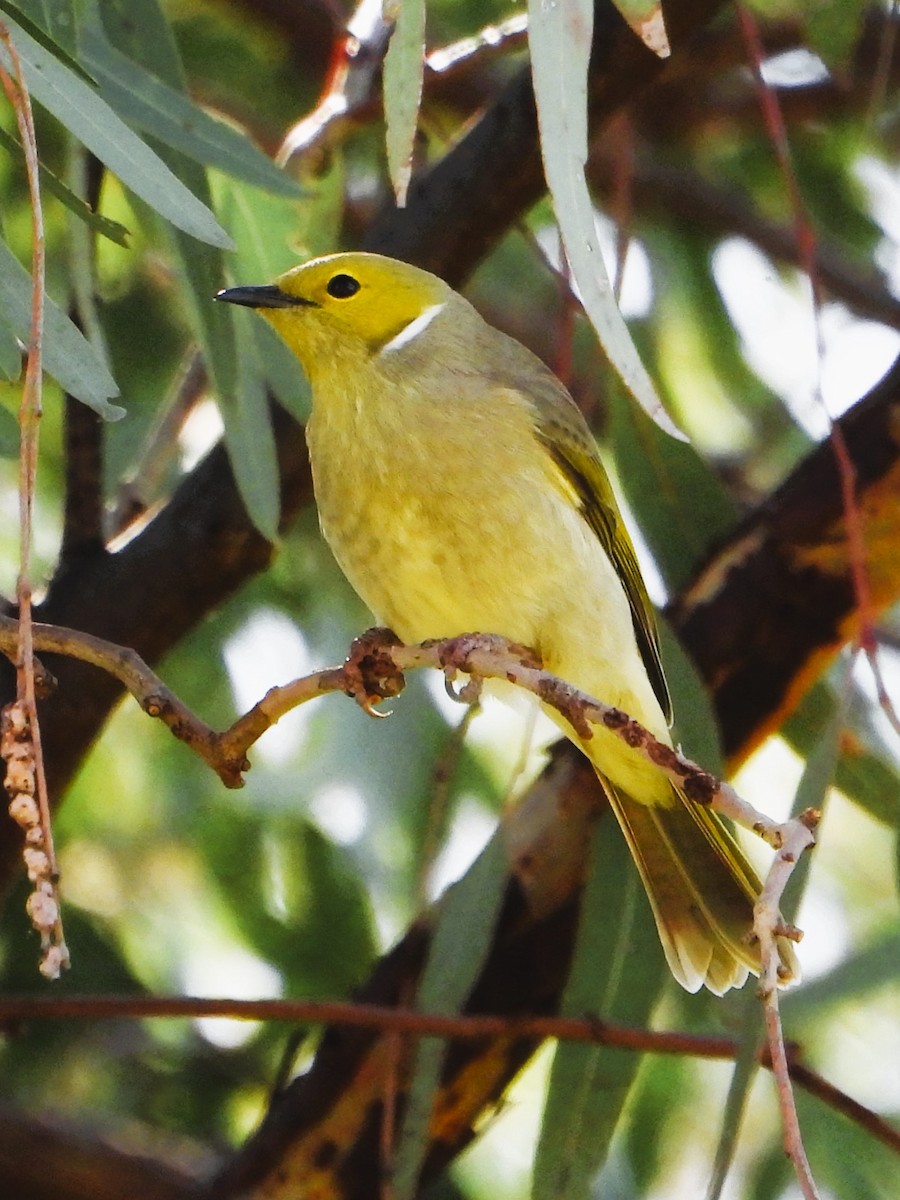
[670,352,900,764]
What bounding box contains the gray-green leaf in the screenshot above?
[383,0,426,206]
[0,13,232,247]
[391,830,509,1200]
[532,822,667,1200]
[79,21,301,198]
[528,0,684,439]
[0,236,122,416]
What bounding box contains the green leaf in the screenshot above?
[213,173,305,283]
[784,681,900,830]
[528,0,683,439]
[532,822,667,1200]
[0,236,123,416]
[0,126,130,245]
[213,174,309,420]
[383,0,425,206]
[705,987,761,1200]
[783,930,900,1021]
[78,20,301,197]
[0,305,23,383]
[0,0,89,71]
[0,13,232,247]
[779,681,846,920]
[253,319,310,424]
[203,810,377,995]
[607,380,738,593]
[97,0,281,539]
[658,619,724,777]
[391,831,509,1200]
[0,403,20,455]
[219,309,281,542]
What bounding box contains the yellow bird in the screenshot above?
[217,252,797,994]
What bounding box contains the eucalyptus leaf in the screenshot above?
[254,319,310,424]
[532,822,667,1200]
[383,0,425,206]
[0,401,20,454]
[98,0,281,541]
[219,308,280,542]
[659,618,724,777]
[0,236,122,415]
[203,811,377,995]
[784,681,900,829]
[783,930,900,1020]
[608,380,737,593]
[0,307,23,383]
[214,174,305,282]
[0,126,130,245]
[0,0,88,72]
[79,20,301,197]
[609,0,670,55]
[391,831,508,1200]
[213,175,309,421]
[705,987,761,1200]
[0,13,231,247]
[528,0,683,439]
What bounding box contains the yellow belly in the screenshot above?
[307,389,671,803]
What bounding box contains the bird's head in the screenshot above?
[216,252,452,375]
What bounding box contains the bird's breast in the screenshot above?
[306,375,556,644]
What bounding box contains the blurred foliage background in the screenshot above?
[1,0,899,1198]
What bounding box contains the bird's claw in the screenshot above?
[342,627,406,717]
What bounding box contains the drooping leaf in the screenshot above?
[783,930,900,1020]
[0,0,89,71]
[528,0,683,438]
[383,0,426,206]
[0,305,23,383]
[253,319,310,424]
[532,822,667,1200]
[0,126,130,245]
[607,378,737,593]
[659,618,724,777]
[202,809,377,996]
[391,831,509,1200]
[0,235,123,415]
[214,174,309,420]
[98,0,281,539]
[78,19,302,198]
[609,0,670,56]
[0,12,232,247]
[539,833,666,1188]
[785,681,900,830]
[219,307,281,541]
[705,987,762,1200]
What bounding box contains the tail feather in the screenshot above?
[603,780,799,995]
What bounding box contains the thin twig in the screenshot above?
[0,21,68,980]
[0,617,817,866]
[737,7,829,1193]
[0,616,815,1007]
[0,993,896,1157]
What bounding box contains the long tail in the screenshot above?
[602,780,800,994]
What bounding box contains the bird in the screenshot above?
[216,251,798,994]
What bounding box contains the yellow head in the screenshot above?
[216,252,453,378]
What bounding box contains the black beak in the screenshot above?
[215,285,316,309]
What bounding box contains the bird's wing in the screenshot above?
[527,381,672,724]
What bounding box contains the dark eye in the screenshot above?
[326,273,361,299]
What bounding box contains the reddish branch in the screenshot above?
[1,994,897,1157]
